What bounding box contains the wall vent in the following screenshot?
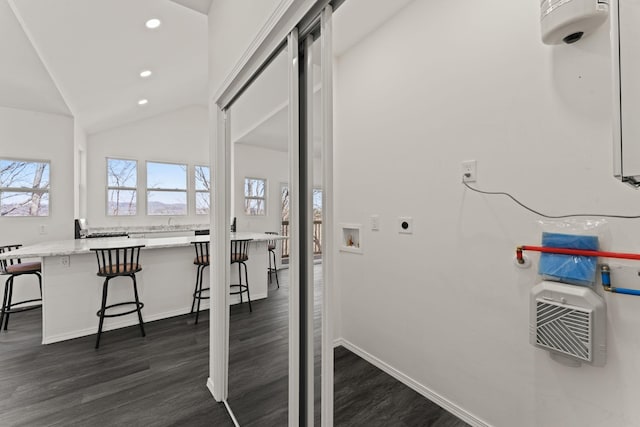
[530,281,606,366]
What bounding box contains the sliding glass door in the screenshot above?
[211,4,334,426]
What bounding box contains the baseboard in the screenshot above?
[337,338,492,427]
[42,307,195,344]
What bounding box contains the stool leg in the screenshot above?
[272,250,279,289]
[191,265,201,314]
[4,277,14,331]
[238,263,243,305]
[268,253,272,285]
[131,274,145,338]
[243,262,252,313]
[0,277,10,331]
[36,272,42,298]
[96,278,109,349]
[195,266,205,325]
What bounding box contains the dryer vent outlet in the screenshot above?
[530,281,606,367]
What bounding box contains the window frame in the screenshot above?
[194,165,211,216]
[106,157,138,216]
[244,176,267,216]
[0,157,51,217]
[146,160,188,216]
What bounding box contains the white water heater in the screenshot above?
[540,0,609,45]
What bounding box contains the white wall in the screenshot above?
[208,0,282,98]
[334,1,640,427]
[86,105,209,227]
[0,106,74,244]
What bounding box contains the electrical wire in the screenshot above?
[462,179,640,219]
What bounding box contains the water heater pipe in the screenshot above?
[516,245,640,262]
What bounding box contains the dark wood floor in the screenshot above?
[0,266,469,426]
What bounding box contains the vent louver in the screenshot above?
[530,281,606,366]
[535,300,592,362]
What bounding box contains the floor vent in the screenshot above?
[530,281,606,366]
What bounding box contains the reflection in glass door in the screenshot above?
[226,46,292,426]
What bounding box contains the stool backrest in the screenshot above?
[0,244,23,272]
[264,231,278,248]
[192,241,210,264]
[91,245,144,276]
[230,239,252,264]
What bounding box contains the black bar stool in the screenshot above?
[265,232,280,289]
[90,245,145,349]
[191,241,210,324]
[0,245,42,331]
[230,239,252,312]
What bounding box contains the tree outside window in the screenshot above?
[0,159,50,217]
[107,158,137,216]
[195,165,210,215]
[244,177,266,215]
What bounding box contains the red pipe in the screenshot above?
[518,245,640,261]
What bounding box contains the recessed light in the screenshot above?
[145,18,161,29]
[138,99,149,106]
[140,70,152,78]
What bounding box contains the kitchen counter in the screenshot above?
[0,232,284,260]
[2,232,287,344]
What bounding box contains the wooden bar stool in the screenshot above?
[90,245,145,349]
[230,239,252,312]
[191,241,210,324]
[265,232,280,288]
[0,245,42,331]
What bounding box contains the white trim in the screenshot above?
[320,6,335,426]
[223,400,241,427]
[206,377,216,399]
[337,339,493,427]
[303,34,316,427]
[288,28,301,427]
[213,0,318,109]
[42,307,193,345]
[611,0,622,180]
[210,105,231,402]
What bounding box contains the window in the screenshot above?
[195,165,210,215]
[107,158,137,216]
[0,159,50,216]
[147,162,187,215]
[244,177,266,215]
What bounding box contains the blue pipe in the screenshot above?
[611,287,640,296]
[600,264,640,296]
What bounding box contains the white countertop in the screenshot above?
[0,232,287,260]
[86,223,209,235]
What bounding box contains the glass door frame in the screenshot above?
[209,2,335,426]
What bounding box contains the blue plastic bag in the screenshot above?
[538,232,598,286]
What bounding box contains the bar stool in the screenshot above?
[265,232,280,288]
[90,245,145,349]
[0,245,42,331]
[191,241,210,324]
[230,239,252,312]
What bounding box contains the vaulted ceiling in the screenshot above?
[2,0,209,134]
[0,0,411,141]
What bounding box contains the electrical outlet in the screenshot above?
[61,256,70,267]
[39,224,47,235]
[398,217,413,234]
[462,160,477,182]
